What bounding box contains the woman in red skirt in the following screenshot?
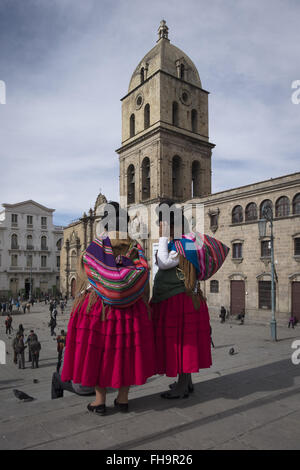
[151,207,229,399]
[61,204,156,415]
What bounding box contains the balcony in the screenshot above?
[10,245,20,250]
[26,245,34,250]
[40,246,49,251]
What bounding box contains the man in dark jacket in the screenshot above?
[30,340,41,368]
[15,335,26,369]
[220,306,226,323]
[25,330,38,362]
[49,316,56,336]
[5,314,12,334]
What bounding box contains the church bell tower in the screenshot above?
[116,20,215,208]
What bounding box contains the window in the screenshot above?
[180,64,185,79]
[275,196,290,217]
[41,236,47,250]
[141,157,150,200]
[70,251,77,270]
[172,102,179,126]
[27,235,33,250]
[210,280,219,293]
[41,217,47,227]
[27,215,33,226]
[130,114,135,137]
[140,67,144,83]
[144,104,150,129]
[41,255,47,267]
[11,254,18,267]
[259,280,276,310]
[293,194,300,215]
[26,255,33,268]
[127,164,135,204]
[261,240,271,257]
[245,203,257,221]
[260,199,273,219]
[191,109,198,133]
[172,156,182,198]
[294,238,300,256]
[191,161,201,197]
[11,234,18,249]
[57,256,60,268]
[56,239,62,251]
[232,206,243,224]
[11,214,18,225]
[233,243,243,259]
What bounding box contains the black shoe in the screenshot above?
[114,398,129,412]
[87,403,106,415]
[169,382,194,393]
[161,390,189,399]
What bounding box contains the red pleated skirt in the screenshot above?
[61,294,156,388]
[151,292,212,377]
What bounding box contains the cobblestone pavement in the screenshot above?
[0,302,300,450]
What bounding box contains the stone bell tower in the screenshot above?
[116,20,215,208]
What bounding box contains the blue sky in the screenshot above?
[0,0,299,226]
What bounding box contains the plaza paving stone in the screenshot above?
[1,302,300,450]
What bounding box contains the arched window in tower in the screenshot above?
[127,164,135,204]
[172,102,179,126]
[180,64,185,80]
[191,109,198,133]
[191,161,201,197]
[144,104,150,129]
[140,67,145,83]
[130,114,135,138]
[142,157,150,200]
[172,155,183,198]
[275,196,290,217]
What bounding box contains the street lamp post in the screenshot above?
[258,206,277,341]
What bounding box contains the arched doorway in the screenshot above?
[71,278,76,299]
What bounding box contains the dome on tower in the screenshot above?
[128,20,202,93]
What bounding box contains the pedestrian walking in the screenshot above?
[22,303,27,314]
[25,330,38,362]
[61,203,155,415]
[56,330,66,373]
[220,306,226,323]
[49,316,56,336]
[12,334,20,364]
[15,335,26,369]
[5,314,13,335]
[288,314,296,329]
[30,340,41,368]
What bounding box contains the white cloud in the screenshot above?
[0,0,299,224]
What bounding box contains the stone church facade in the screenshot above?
[61,21,300,324]
[60,193,107,298]
[117,21,300,324]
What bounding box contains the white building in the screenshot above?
[0,200,64,299]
